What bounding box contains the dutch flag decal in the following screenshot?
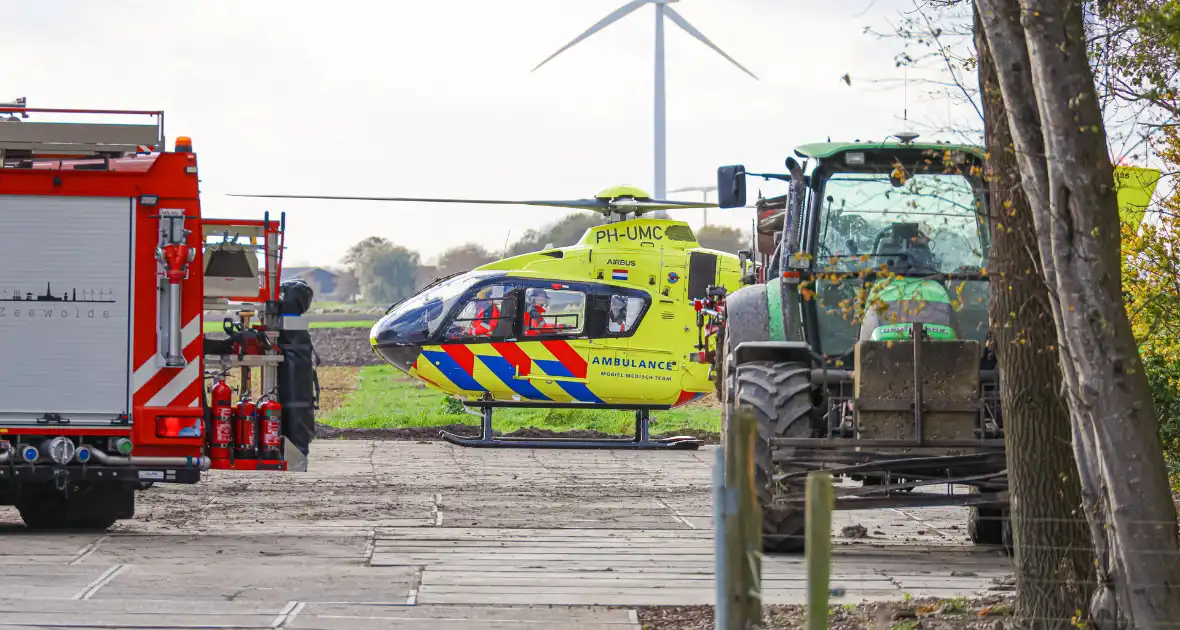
[611,269,628,281]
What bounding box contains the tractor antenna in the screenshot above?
[903,63,909,130]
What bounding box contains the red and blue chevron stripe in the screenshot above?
[671,390,707,408]
[419,346,486,392]
[418,339,604,404]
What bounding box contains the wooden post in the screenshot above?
[805,471,834,630]
[724,404,763,629]
[713,447,729,630]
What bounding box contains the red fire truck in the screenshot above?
[0,100,310,529]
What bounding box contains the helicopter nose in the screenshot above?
[369,321,421,374]
[373,343,422,375]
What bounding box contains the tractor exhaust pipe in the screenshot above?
[781,156,806,271]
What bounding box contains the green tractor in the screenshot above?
[709,135,1008,554]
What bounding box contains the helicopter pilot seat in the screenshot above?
[465,286,515,338]
[523,288,555,336]
[469,301,500,337]
[608,295,629,334]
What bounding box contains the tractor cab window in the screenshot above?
[523,287,585,336]
[606,294,645,335]
[446,284,518,341]
[815,170,986,274]
[810,161,989,357]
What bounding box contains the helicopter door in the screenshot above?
[686,252,718,300]
[436,284,521,399]
[515,286,600,403]
[597,292,680,404]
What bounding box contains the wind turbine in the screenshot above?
[532,0,757,201]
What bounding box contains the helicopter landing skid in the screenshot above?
[439,408,704,450]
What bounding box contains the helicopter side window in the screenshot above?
[445,284,517,341]
[523,287,584,336]
[606,295,644,335]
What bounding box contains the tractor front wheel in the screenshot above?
[724,360,817,554]
[968,502,1013,555]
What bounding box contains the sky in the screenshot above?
[3,0,983,268]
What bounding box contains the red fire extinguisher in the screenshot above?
[210,377,234,460]
[235,396,258,460]
[259,396,282,461]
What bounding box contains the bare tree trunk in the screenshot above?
[975,0,1180,625]
[974,7,1095,626]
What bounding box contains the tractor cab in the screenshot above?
[720,139,991,363]
[712,136,1007,556]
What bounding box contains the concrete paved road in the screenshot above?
[0,441,1013,629]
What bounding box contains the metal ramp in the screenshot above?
[0,98,164,164]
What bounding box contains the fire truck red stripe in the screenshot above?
[491,342,531,377]
[168,387,202,408]
[166,393,202,408]
[134,336,203,407]
[541,340,586,379]
[442,344,477,377]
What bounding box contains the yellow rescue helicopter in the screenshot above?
[230,186,749,449]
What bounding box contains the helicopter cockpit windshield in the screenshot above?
[375,270,505,345]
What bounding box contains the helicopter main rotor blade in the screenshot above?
[663,6,758,80]
[615,199,717,212]
[229,193,535,205]
[228,193,618,211]
[226,193,717,213]
[531,0,650,73]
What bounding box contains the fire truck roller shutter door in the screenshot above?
[0,195,134,423]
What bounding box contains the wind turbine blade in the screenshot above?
[663,6,758,80]
[531,0,650,72]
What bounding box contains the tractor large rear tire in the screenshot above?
[724,360,817,554]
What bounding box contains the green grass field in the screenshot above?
[307,300,382,310]
[202,319,374,333]
[321,365,721,435]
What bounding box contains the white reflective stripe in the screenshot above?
[131,360,159,392]
[132,316,201,391]
[145,357,200,408]
[187,396,201,408]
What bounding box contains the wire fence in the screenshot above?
[712,404,1180,630]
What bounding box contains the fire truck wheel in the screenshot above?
[16,482,134,530]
